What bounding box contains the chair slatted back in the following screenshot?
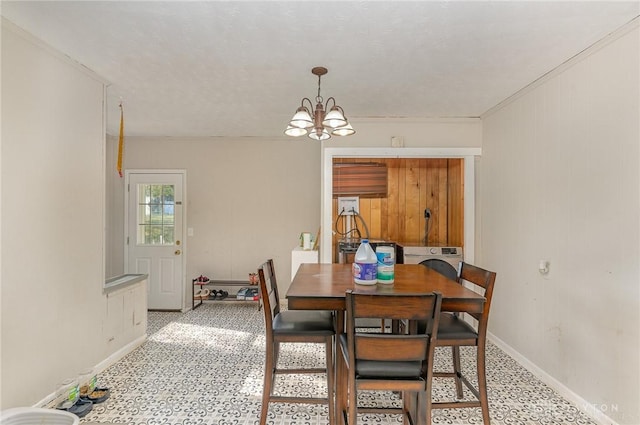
[355,334,429,361]
[258,259,280,335]
[459,263,497,325]
[346,290,442,365]
[352,293,441,321]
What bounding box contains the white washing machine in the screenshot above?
[399,245,463,280]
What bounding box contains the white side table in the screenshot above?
[291,246,319,282]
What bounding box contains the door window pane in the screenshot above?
[163,205,175,224]
[136,184,175,245]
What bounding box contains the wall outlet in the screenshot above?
[338,196,359,216]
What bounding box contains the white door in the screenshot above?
[125,171,185,310]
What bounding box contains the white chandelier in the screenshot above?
[285,67,355,141]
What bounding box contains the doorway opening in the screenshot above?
[321,147,480,264]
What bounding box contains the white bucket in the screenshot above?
[1,407,79,425]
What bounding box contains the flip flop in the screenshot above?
[199,288,211,300]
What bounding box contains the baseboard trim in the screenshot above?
[35,335,148,408]
[95,335,148,374]
[488,333,619,425]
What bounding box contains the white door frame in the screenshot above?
[124,169,187,311]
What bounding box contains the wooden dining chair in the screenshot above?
[421,258,460,281]
[338,290,442,425]
[257,259,336,425]
[429,262,497,425]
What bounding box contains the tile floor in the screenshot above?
[81,302,596,425]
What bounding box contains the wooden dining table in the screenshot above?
[287,263,485,314]
[286,262,486,425]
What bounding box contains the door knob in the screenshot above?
[175,249,181,255]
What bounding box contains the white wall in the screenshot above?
[105,129,124,279]
[110,136,322,301]
[323,117,482,149]
[1,21,145,409]
[108,118,482,304]
[479,23,639,425]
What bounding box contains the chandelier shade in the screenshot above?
[322,106,347,128]
[289,107,314,129]
[308,128,331,141]
[285,125,308,137]
[285,67,355,140]
[332,123,355,137]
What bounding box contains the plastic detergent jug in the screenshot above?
[353,239,377,285]
[376,245,395,284]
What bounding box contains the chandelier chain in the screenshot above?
[316,73,323,104]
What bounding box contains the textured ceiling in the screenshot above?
[2,1,639,138]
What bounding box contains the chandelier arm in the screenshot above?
[324,97,336,111]
[324,98,348,118]
[300,97,314,112]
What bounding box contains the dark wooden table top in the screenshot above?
[287,263,485,313]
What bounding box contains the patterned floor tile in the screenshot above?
[80,303,595,425]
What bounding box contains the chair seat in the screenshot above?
[339,334,423,378]
[437,312,478,340]
[272,310,334,335]
[417,312,478,340]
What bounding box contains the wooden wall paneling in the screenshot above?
[438,158,450,244]
[404,159,422,243]
[424,159,446,244]
[386,158,400,243]
[424,160,436,244]
[447,159,464,247]
[418,159,428,245]
[440,159,451,243]
[369,197,382,240]
[379,190,389,241]
[397,158,407,243]
[358,197,372,239]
